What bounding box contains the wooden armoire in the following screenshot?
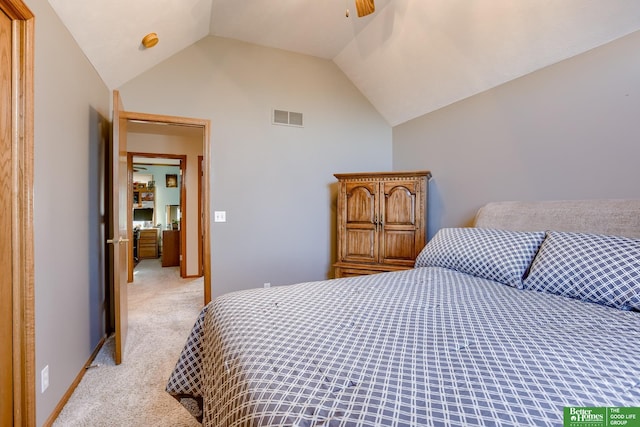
[333,171,431,278]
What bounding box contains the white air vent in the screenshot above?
[272,109,304,127]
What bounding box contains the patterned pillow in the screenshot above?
[414,228,546,288]
[523,231,640,310]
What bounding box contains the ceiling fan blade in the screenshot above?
[355,0,375,17]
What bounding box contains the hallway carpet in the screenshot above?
[53,259,203,426]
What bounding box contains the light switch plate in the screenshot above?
[214,211,226,222]
[41,365,49,393]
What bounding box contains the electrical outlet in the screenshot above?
[264,282,271,288]
[41,365,49,393]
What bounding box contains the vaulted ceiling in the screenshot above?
[48,0,640,126]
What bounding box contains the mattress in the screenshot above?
[167,267,640,426]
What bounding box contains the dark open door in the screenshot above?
[109,90,129,364]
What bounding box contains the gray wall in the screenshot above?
[393,30,640,239]
[30,0,110,424]
[119,36,392,297]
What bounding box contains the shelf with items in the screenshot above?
[132,182,155,209]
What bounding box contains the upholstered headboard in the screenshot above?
[474,199,640,239]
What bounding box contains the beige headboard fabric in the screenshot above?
[474,199,640,239]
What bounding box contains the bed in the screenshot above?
[167,199,640,426]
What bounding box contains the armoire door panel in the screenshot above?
[383,181,418,225]
[380,230,416,264]
[344,229,376,262]
[345,183,377,224]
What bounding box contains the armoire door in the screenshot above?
[379,179,423,266]
[341,181,379,264]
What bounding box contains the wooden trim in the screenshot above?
[197,155,203,277]
[1,1,36,425]
[334,264,412,278]
[179,156,187,277]
[129,152,187,161]
[127,154,133,282]
[1,11,14,426]
[202,122,211,305]
[41,336,107,427]
[334,170,432,180]
[14,14,36,427]
[121,111,207,127]
[0,0,31,18]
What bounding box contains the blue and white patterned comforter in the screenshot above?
[167,267,640,426]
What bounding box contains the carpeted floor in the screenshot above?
[53,259,204,426]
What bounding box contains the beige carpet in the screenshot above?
[53,259,204,426]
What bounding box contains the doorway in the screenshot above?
[129,153,187,277]
[115,111,211,304]
[107,96,212,366]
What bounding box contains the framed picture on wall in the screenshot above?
[166,174,178,188]
[141,192,154,202]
